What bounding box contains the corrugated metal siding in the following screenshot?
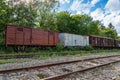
[24,28,31,45]
[114,40,120,47]
[89,35,115,47]
[54,32,59,45]
[6,26,16,45]
[59,33,89,47]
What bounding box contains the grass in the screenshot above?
[0,49,119,56]
[0,58,29,64]
[31,50,120,60]
[0,49,120,64]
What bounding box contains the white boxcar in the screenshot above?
[59,33,89,47]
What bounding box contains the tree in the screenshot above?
[55,11,71,32]
[36,0,59,31]
[108,23,114,29]
[55,13,101,35]
[108,23,117,38]
[99,27,117,38]
[104,28,117,38]
[0,0,8,44]
[70,14,100,35]
[6,0,37,27]
[87,20,100,35]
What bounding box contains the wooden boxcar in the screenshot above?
[89,35,115,47]
[5,25,59,51]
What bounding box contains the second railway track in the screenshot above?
[0,54,120,80]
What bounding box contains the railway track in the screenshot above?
[0,54,120,80]
[43,57,120,80]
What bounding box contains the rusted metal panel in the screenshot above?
[114,39,120,47]
[6,25,16,46]
[54,32,59,45]
[15,27,24,45]
[31,29,48,45]
[24,28,31,45]
[48,31,54,45]
[6,25,31,46]
[5,25,62,47]
[6,33,15,45]
[89,35,115,47]
[15,32,24,45]
[31,28,58,46]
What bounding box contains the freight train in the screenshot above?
[5,25,120,51]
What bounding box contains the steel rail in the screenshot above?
[43,59,120,80]
[0,55,120,74]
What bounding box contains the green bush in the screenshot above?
[0,46,14,54]
[55,43,64,51]
[84,45,94,51]
[46,47,53,52]
[66,46,76,51]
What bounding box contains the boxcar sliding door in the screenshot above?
[15,27,24,45]
[48,31,54,46]
[15,27,31,46]
[24,28,31,45]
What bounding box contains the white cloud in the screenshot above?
[70,0,83,11]
[58,0,70,4]
[89,0,120,35]
[90,8,104,21]
[91,0,100,5]
[105,0,120,13]
[103,0,120,34]
[70,0,100,14]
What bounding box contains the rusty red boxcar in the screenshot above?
[5,25,59,51]
[89,35,115,47]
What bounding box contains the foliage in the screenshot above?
[36,0,59,31]
[84,45,94,51]
[117,36,120,39]
[55,11,71,32]
[55,12,100,35]
[6,0,37,27]
[65,46,75,51]
[99,23,117,38]
[0,0,8,45]
[55,43,64,51]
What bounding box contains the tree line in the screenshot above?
[0,0,119,45]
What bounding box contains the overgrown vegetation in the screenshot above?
[0,50,120,64]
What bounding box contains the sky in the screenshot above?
[58,0,120,35]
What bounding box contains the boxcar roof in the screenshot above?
[6,24,58,32]
[89,35,114,39]
[59,32,88,36]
